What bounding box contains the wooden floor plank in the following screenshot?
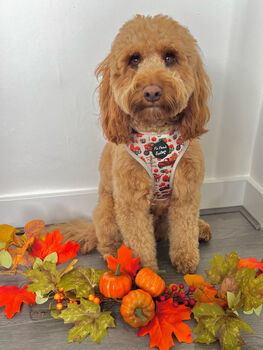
[0,212,262,350]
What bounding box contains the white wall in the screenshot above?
[0,0,262,226]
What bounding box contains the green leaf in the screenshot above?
[193,302,253,349]
[35,290,49,304]
[205,252,240,285]
[227,291,241,309]
[33,257,43,270]
[235,266,263,311]
[44,252,58,264]
[51,298,115,343]
[57,266,106,298]
[0,249,12,268]
[25,261,62,295]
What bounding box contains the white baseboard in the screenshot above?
[0,176,261,228]
[201,176,247,209]
[244,177,263,228]
[0,189,98,227]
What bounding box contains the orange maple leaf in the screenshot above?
[0,285,36,319]
[30,230,79,265]
[138,298,193,350]
[184,274,227,307]
[238,257,263,271]
[107,245,140,277]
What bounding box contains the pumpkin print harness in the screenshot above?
[125,129,189,200]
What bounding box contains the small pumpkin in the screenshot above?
[120,289,155,327]
[135,267,165,297]
[99,264,132,298]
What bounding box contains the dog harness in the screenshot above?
[125,129,189,200]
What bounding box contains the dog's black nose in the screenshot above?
[143,85,162,103]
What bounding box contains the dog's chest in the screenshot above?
[125,129,189,200]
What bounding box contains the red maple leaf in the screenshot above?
[138,298,193,350]
[107,245,140,277]
[30,230,79,265]
[238,257,263,271]
[0,285,36,319]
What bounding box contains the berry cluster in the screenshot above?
[159,283,196,308]
[88,294,101,305]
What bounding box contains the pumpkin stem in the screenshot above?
[135,308,146,322]
[115,263,121,276]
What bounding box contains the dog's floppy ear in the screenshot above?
[179,55,211,140]
[95,55,131,144]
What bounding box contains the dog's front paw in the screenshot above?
[170,248,200,274]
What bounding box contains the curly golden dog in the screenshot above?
[51,15,212,273]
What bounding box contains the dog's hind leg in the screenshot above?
[198,219,212,241]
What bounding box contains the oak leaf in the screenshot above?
[30,230,79,265]
[9,235,35,270]
[0,285,36,319]
[107,245,140,277]
[51,298,115,343]
[138,298,193,350]
[0,224,19,248]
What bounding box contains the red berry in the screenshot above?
[172,285,177,291]
[189,299,196,306]
[189,286,195,292]
[164,288,169,294]
[179,283,184,289]
[173,302,179,307]
[180,292,186,299]
[56,299,61,303]
[183,300,189,306]
[160,296,166,301]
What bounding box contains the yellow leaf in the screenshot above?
[0,224,19,247]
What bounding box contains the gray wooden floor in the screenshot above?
[0,212,263,350]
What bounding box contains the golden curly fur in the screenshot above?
[50,15,212,273]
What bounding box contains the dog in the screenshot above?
[51,15,212,273]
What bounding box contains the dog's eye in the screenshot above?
[164,52,177,66]
[129,54,141,67]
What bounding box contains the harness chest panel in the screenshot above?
[125,129,189,200]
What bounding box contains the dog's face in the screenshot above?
[96,15,210,144]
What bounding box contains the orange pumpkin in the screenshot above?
[135,267,165,297]
[99,264,132,298]
[120,289,155,327]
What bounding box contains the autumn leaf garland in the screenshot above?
[0,219,263,350]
